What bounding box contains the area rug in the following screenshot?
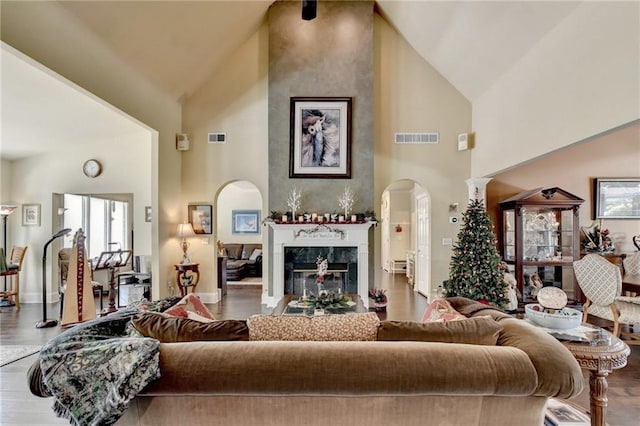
[0,345,41,367]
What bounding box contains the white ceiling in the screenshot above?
[0,0,583,161]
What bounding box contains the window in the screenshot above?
[62,194,131,260]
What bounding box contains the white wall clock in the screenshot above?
[83,159,102,178]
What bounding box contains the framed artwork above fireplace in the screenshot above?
[289,97,352,179]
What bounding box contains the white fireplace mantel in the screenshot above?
[265,222,375,308]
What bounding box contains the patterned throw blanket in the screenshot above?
[39,297,180,426]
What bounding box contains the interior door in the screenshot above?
[415,191,430,298]
[381,193,390,271]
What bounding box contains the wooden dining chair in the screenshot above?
[0,246,27,309]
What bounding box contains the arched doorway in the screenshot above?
[381,180,431,299]
[216,180,264,289]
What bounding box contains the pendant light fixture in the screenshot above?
[302,0,317,21]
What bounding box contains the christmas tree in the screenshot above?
[444,199,509,308]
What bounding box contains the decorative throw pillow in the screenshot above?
[422,298,466,322]
[249,249,262,261]
[164,294,215,320]
[247,312,380,341]
[377,316,503,346]
[224,244,243,260]
[131,312,249,342]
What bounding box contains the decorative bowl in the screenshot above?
[537,286,568,310]
[525,304,582,329]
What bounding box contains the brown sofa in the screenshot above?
[115,302,584,426]
[221,243,262,280]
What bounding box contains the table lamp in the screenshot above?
[177,222,196,264]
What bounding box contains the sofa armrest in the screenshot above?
[451,297,583,399]
[492,317,584,399]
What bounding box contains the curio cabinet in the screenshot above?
[499,187,584,303]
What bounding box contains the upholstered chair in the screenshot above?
[574,253,640,344]
[623,251,640,276]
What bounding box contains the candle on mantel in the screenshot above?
[282,215,287,222]
[298,216,304,222]
[339,215,345,222]
[351,215,357,223]
[325,213,331,222]
[311,213,318,222]
[317,216,323,223]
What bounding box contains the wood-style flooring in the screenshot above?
[0,274,638,425]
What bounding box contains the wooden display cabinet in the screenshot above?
[499,187,584,303]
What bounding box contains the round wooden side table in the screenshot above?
[562,326,630,426]
[173,263,200,297]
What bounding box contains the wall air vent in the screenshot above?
[208,133,227,144]
[394,132,439,144]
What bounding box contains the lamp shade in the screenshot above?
[177,222,196,239]
[0,205,17,216]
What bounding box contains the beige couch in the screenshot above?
[115,300,584,426]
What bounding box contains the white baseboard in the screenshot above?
[261,293,277,308]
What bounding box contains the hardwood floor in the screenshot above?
[1,274,638,425]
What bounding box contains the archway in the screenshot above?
[216,180,264,289]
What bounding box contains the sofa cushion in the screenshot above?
[422,298,466,322]
[242,244,262,260]
[132,312,249,342]
[224,243,244,260]
[249,248,262,261]
[247,312,380,341]
[377,316,503,346]
[164,294,215,321]
[27,359,51,398]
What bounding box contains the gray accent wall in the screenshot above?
[268,0,374,215]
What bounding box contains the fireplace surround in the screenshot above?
[266,222,374,308]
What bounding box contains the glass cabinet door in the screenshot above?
[503,209,515,261]
[559,209,575,261]
[522,209,560,262]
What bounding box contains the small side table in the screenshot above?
[562,326,630,426]
[174,263,200,297]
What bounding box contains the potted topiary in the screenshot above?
[368,288,388,312]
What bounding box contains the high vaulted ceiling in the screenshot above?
[1,0,585,160]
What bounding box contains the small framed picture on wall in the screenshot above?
[232,210,261,234]
[22,204,41,226]
[188,204,213,234]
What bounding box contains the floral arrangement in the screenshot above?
[316,256,328,284]
[368,288,387,303]
[307,291,352,310]
[581,224,614,253]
